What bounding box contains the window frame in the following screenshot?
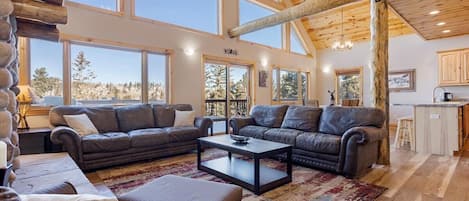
[271,66,309,104]
[65,0,124,16]
[290,23,308,55]
[334,67,364,106]
[130,0,222,36]
[19,36,172,115]
[238,0,285,50]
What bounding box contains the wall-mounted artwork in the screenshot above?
[259,70,268,88]
[389,69,416,92]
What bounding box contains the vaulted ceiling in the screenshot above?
[252,0,469,50]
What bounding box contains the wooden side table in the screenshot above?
[17,128,62,154]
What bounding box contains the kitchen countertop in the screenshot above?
[393,102,469,107]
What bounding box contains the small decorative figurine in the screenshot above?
[327,90,335,106]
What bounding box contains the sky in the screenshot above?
[30,0,305,85]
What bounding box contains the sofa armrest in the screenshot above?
[195,117,212,137]
[341,126,385,145]
[338,126,385,178]
[229,117,255,134]
[50,127,83,165]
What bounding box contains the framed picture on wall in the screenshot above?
[388,69,416,92]
[259,70,268,88]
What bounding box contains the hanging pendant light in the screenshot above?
[332,7,353,51]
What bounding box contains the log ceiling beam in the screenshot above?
[284,0,317,56]
[228,0,361,38]
[16,18,60,41]
[12,0,67,25]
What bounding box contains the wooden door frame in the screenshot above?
[201,55,256,119]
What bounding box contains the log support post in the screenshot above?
[370,0,390,165]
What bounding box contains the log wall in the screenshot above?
[0,0,21,183]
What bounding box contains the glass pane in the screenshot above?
[301,72,308,100]
[230,66,249,117]
[239,0,282,49]
[70,0,117,11]
[71,44,141,105]
[280,70,299,100]
[148,53,166,104]
[272,69,278,101]
[204,63,227,117]
[337,73,361,103]
[135,0,219,34]
[291,27,307,55]
[30,39,63,106]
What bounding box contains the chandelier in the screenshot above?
[332,7,353,51]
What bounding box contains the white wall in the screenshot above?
[317,34,469,123]
[27,0,316,128]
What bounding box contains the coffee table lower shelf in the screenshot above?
[199,156,291,195]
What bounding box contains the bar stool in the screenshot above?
[394,117,415,150]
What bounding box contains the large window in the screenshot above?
[70,44,142,105]
[30,39,63,106]
[291,26,307,55]
[272,68,308,102]
[239,0,282,48]
[134,0,219,34]
[69,0,119,11]
[148,53,167,103]
[335,68,363,106]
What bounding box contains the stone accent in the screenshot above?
[0,0,21,183]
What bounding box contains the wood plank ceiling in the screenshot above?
[388,0,469,40]
[294,0,413,49]
[253,0,469,50]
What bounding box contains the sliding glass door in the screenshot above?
[204,62,250,133]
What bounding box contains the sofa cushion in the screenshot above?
[128,128,169,148]
[238,125,269,139]
[319,106,385,136]
[250,105,289,128]
[152,104,193,128]
[164,127,200,143]
[82,132,130,153]
[50,106,119,133]
[117,175,242,201]
[281,106,322,132]
[264,128,303,146]
[295,132,341,155]
[116,104,155,132]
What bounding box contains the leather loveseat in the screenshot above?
[230,105,385,178]
[49,104,211,170]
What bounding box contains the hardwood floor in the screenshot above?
[86,129,469,201]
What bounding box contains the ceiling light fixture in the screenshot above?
[436,22,446,26]
[429,10,440,15]
[442,30,451,33]
[332,7,353,51]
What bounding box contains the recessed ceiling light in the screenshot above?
[442,30,451,33]
[437,22,446,26]
[429,10,440,15]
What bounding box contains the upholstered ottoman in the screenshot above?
[117,175,242,201]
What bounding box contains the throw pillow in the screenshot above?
[20,194,118,201]
[173,110,195,127]
[63,114,99,136]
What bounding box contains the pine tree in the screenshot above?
[280,72,298,99]
[31,67,54,97]
[72,51,96,99]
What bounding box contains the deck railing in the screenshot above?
[205,99,248,117]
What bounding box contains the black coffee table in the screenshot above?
[197,135,292,195]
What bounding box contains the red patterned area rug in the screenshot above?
[95,149,386,201]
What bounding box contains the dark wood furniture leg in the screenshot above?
[254,157,260,195]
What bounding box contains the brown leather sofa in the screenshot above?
[230,105,386,178]
[49,104,212,171]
